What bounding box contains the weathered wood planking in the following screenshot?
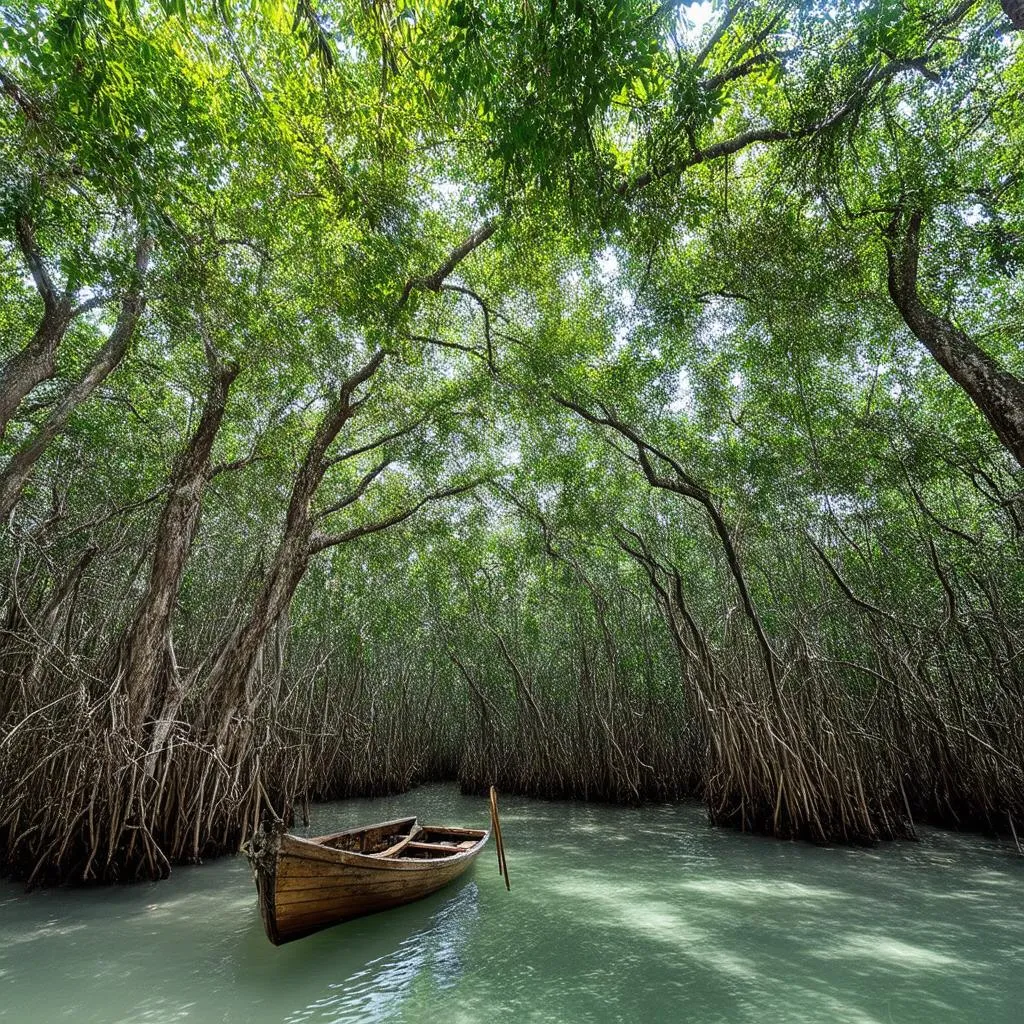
[246,815,489,945]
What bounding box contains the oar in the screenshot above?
[489,786,510,891]
[489,785,510,891]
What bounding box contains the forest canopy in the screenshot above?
[0,0,1022,885]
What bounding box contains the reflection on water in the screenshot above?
[284,882,479,1024]
[1,783,1022,1023]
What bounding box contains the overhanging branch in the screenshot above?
[308,476,486,554]
[399,220,496,305]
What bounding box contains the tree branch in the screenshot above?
[325,413,427,466]
[885,207,1024,466]
[621,57,942,197]
[408,332,488,361]
[438,283,496,370]
[314,458,392,521]
[694,3,743,71]
[70,293,112,318]
[555,391,780,696]
[308,477,485,553]
[15,214,60,310]
[209,452,265,479]
[0,66,43,122]
[399,220,496,305]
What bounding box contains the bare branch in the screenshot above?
[315,459,392,521]
[69,293,112,318]
[439,283,496,369]
[209,452,265,479]
[308,477,486,553]
[555,391,779,696]
[551,392,707,496]
[806,534,895,620]
[694,3,743,71]
[409,332,489,362]
[339,350,387,404]
[325,413,427,466]
[399,220,496,305]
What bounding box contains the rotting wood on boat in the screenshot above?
[244,815,489,945]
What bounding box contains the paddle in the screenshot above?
[489,785,510,891]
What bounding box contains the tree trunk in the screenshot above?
[115,354,239,738]
[0,303,74,441]
[886,209,1024,467]
[200,349,466,751]
[0,237,153,520]
[1003,1,1024,31]
[206,530,311,748]
[203,350,386,747]
[0,213,85,441]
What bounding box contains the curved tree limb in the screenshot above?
[885,208,1024,467]
[553,392,781,702]
[399,220,497,305]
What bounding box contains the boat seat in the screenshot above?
[405,841,473,855]
[370,834,418,858]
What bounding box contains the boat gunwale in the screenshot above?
[307,814,419,845]
[280,827,490,870]
[249,814,491,945]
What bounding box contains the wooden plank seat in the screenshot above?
[404,841,475,855]
[370,834,420,858]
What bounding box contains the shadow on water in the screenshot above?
[2,783,1022,1023]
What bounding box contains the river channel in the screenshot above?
[2,783,1021,1022]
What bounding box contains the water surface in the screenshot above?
[2,784,1021,1022]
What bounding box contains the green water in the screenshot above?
[2,784,1021,1023]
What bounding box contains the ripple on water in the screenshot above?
[2,783,1022,1024]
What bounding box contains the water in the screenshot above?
[2,784,1021,1023]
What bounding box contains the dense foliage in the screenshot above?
[1,0,1021,883]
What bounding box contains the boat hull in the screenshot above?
[248,818,489,945]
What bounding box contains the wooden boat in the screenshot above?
[244,815,490,945]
